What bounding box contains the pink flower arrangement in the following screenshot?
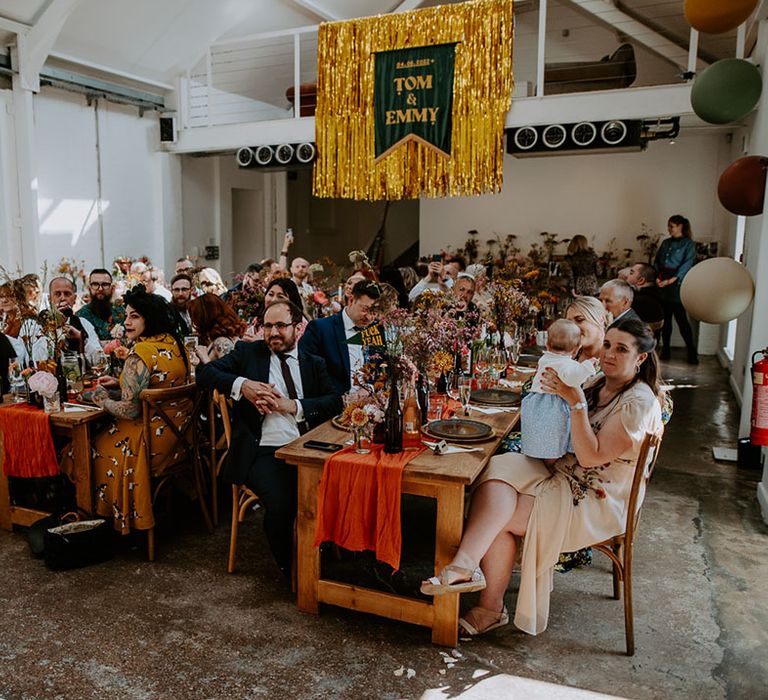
[27,371,59,398]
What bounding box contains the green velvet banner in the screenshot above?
[374,43,457,161]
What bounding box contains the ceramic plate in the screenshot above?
[423,419,494,442]
[470,388,521,407]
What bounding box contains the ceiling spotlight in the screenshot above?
[296,142,316,163]
[236,147,254,168]
[254,145,274,165]
[275,144,295,164]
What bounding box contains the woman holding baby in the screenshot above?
[421,297,663,638]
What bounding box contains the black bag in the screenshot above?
[41,518,113,570]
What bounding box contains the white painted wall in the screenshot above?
[31,88,180,283]
[420,131,733,260]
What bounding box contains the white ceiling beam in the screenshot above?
[0,15,31,35]
[289,0,341,22]
[563,0,695,72]
[14,0,84,92]
[392,0,426,12]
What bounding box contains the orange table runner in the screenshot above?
[0,404,59,478]
[314,444,425,571]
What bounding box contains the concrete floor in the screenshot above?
[1,352,766,700]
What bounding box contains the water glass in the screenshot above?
[43,391,61,414]
[353,423,372,454]
[10,377,26,403]
[459,377,473,416]
[90,348,108,378]
[184,336,199,377]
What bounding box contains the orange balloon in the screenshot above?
[684,0,758,34]
[718,156,768,216]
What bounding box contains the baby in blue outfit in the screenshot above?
[521,319,596,465]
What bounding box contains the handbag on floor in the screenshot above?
[28,514,113,570]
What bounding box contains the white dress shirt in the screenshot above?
[230,346,306,447]
[407,276,454,302]
[342,308,364,385]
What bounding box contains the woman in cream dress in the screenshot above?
[422,317,663,636]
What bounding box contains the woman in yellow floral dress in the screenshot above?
[62,286,191,534]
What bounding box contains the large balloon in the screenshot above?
[684,0,759,34]
[681,258,755,324]
[718,156,768,216]
[691,59,762,124]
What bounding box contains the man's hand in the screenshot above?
[63,324,82,341]
[241,380,281,413]
[427,261,442,282]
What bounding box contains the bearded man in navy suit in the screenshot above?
[196,300,341,576]
[298,279,382,394]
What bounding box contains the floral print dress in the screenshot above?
[61,334,191,534]
[478,381,662,635]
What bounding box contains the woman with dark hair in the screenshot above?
[189,293,246,363]
[379,267,409,309]
[61,285,192,534]
[421,317,663,637]
[655,214,698,363]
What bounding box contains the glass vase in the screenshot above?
[43,391,61,414]
[353,423,372,454]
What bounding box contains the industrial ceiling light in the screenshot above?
[601,120,628,145]
[542,124,567,148]
[254,145,274,165]
[236,147,255,167]
[296,142,316,163]
[275,144,295,164]
[513,126,538,150]
[571,122,597,147]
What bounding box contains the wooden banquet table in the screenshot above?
[276,407,520,647]
[0,401,105,530]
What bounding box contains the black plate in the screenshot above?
[470,388,520,407]
[424,419,493,442]
[517,353,541,368]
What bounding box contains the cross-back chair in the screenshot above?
[140,383,213,561]
[590,431,662,656]
[211,389,261,574]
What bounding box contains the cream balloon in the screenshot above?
[681,257,754,324]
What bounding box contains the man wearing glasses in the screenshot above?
[299,279,381,394]
[196,300,340,578]
[169,273,193,336]
[76,269,126,341]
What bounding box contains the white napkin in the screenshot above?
[422,440,484,455]
[469,405,516,414]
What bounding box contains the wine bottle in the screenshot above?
[383,376,403,454]
[402,382,421,450]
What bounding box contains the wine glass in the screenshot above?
[184,335,199,378]
[459,376,473,416]
[474,347,490,387]
[491,347,507,385]
[90,349,108,379]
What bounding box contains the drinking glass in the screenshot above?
[491,347,507,385]
[90,348,108,379]
[459,376,473,416]
[184,336,199,377]
[474,347,490,387]
[61,351,84,394]
[446,371,461,403]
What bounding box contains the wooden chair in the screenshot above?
[211,389,263,574]
[590,432,662,656]
[140,383,213,561]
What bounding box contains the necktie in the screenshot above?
[278,352,307,434]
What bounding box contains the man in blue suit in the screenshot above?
[197,300,341,576]
[299,279,382,394]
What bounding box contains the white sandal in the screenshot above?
[420,565,486,595]
[458,605,509,636]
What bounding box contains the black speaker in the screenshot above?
[507,119,644,157]
[159,116,176,143]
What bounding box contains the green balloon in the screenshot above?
[691,59,762,125]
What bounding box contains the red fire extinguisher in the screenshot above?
[751,348,768,446]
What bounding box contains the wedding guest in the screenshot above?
[20,274,43,311]
[47,277,101,361]
[62,285,191,536]
[564,295,609,361]
[565,235,599,296]
[655,214,698,363]
[76,269,126,341]
[188,293,246,363]
[169,273,194,336]
[443,255,466,283]
[452,273,478,313]
[290,257,314,295]
[0,281,43,364]
[626,263,664,328]
[599,279,641,327]
[408,258,453,302]
[299,279,381,394]
[224,263,264,300]
[379,267,409,309]
[422,318,662,638]
[175,257,195,275]
[140,267,172,302]
[196,300,341,577]
[198,267,228,296]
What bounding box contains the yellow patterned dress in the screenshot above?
[62,334,191,534]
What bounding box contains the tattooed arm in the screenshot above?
[91,354,150,419]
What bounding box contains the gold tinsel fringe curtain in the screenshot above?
[312,0,514,201]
